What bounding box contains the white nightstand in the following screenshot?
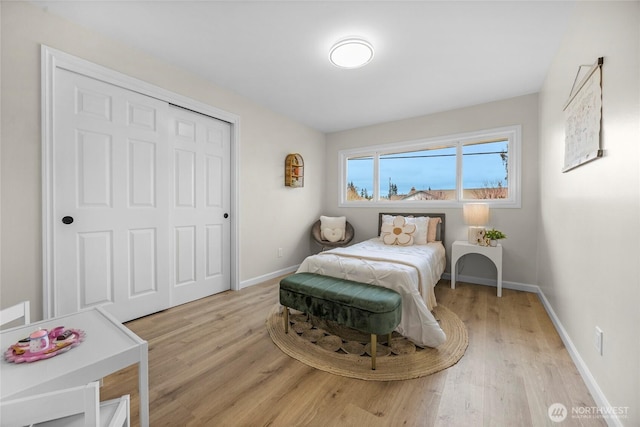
[451,240,503,297]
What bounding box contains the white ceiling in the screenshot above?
[32,1,575,133]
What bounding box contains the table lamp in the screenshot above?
[463,203,489,244]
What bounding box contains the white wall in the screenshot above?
[325,94,540,286]
[538,2,639,424]
[0,1,325,319]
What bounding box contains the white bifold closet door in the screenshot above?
[53,69,230,322]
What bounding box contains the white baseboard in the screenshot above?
[536,291,621,427]
[240,265,298,289]
[441,272,540,294]
[444,273,619,425]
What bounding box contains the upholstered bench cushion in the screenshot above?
[279,272,402,335]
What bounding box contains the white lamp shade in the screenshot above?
[464,203,489,244]
[463,203,489,226]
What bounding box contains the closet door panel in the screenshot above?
[54,68,170,321]
[169,106,231,306]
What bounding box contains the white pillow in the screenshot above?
[381,214,395,224]
[405,216,429,245]
[320,216,346,241]
[380,214,394,241]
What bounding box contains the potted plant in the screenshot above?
[484,229,506,247]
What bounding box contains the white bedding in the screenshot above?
[296,238,446,348]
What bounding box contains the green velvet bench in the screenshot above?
[279,272,402,370]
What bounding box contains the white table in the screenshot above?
[0,307,149,427]
[451,240,503,297]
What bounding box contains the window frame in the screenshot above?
[338,125,521,208]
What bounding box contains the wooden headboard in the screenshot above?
[378,213,446,244]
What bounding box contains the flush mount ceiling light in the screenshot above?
[329,37,374,69]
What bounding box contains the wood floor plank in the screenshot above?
[482,290,534,427]
[434,282,487,426]
[101,278,604,426]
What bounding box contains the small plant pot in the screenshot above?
[490,239,498,247]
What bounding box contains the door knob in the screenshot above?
[62,216,74,225]
[223,213,229,219]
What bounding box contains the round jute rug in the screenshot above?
[266,304,468,381]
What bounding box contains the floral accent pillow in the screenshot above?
[381,216,416,246]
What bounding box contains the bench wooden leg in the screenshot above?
[283,307,289,333]
[388,333,392,345]
[371,334,377,370]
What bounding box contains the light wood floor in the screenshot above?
[101,279,604,427]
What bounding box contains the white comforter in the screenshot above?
[296,238,447,348]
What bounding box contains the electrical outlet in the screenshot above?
[594,326,603,355]
[277,248,283,258]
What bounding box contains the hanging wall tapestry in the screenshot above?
[563,57,604,172]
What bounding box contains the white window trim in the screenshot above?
[338,125,521,208]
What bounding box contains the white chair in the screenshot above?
[0,381,130,427]
[0,300,30,328]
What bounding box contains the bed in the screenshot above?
[296,213,447,348]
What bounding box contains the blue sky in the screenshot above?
[347,141,508,196]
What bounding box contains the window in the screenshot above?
[340,125,521,207]
[462,140,509,200]
[346,155,374,200]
